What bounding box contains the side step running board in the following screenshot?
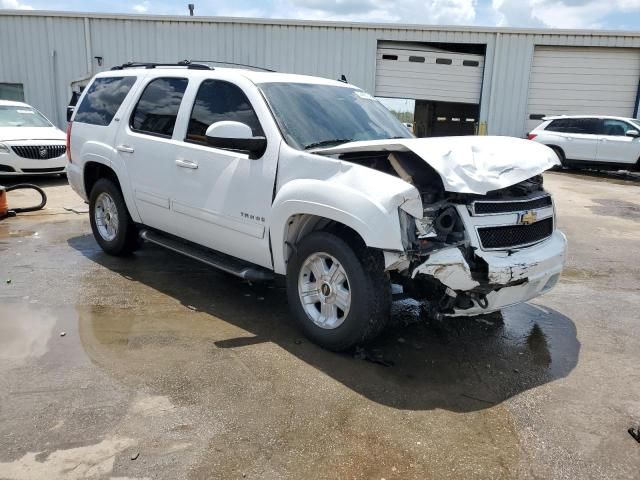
[139,229,274,282]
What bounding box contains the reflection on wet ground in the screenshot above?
[0,304,57,363]
[63,234,579,413]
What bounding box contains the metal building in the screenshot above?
[1,9,639,137]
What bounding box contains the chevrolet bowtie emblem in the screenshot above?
[519,210,538,225]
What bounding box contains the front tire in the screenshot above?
[89,178,139,256]
[286,231,391,351]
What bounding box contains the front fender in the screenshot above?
[269,178,407,274]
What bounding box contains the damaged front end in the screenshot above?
[320,140,567,316]
[398,171,566,316]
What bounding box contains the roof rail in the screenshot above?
[110,60,212,70]
[189,59,276,72]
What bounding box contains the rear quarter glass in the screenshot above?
[74,76,137,126]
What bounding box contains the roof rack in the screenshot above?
[189,59,276,72]
[111,60,212,71]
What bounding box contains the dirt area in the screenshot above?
[1,170,639,479]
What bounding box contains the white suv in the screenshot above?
[0,100,67,176]
[529,115,640,170]
[67,62,566,351]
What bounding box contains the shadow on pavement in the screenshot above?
[556,167,640,185]
[68,234,580,412]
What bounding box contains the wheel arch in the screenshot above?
[270,204,403,275]
[83,160,141,223]
[545,144,566,163]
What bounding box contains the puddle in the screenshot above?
[588,198,640,222]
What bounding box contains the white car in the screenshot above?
[67,62,566,351]
[528,115,640,170]
[0,100,67,176]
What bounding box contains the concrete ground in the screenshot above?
[0,169,639,479]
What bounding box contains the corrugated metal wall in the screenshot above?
[1,11,639,136]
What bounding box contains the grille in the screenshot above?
[11,145,66,160]
[22,167,65,173]
[478,217,553,249]
[473,195,552,215]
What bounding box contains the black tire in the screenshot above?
[286,231,391,351]
[89,178,140,256]
[549,146,565,170]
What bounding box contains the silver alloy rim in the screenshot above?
[298,252,351,329]
[94,192,119,242]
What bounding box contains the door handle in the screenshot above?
[175,158,198,169]
[116,144,135,153]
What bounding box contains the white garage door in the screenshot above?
[527,46,640,132]
[375,45,484,104]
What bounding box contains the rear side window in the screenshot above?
[186,80,263,144]
[546,118,600,135]
[74,76,136,126]
[130,77,188,137]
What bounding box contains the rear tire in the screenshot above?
[549,146,565,170]
[89,178,140,256]
[286,231,391,352]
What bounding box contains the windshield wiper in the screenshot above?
[303,138,353,150]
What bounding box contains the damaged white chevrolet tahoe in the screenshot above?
[67,63,567,351]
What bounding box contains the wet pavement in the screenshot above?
[1,171,639,479]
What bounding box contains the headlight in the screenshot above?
[0,143,9,154]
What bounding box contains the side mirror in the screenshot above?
[625,129,640,138]
[205,121,266,158]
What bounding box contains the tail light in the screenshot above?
[527,133,537,140]
[66,122,72,163]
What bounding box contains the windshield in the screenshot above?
[630,119,640,129]
[258,82,412,150]
[0,106,53,127]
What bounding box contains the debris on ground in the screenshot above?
[354,346,394,367]
[5,279,10,284]
[63,206,89,214]
[131,452,140,460]
[628,427,640,443]
[59,332,66,337]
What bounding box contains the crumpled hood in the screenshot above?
[0,126,65,142]
[313,136,559,195]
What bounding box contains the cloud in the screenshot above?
[492,0,640,29]
[132,1,150,13]
[0,0,33,9]
[274,0,477,25]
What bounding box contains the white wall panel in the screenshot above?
[526,46,640,131]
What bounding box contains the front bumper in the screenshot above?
[0,143,67,176]
[412,230,567,316]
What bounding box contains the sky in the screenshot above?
[1,0,640,30]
